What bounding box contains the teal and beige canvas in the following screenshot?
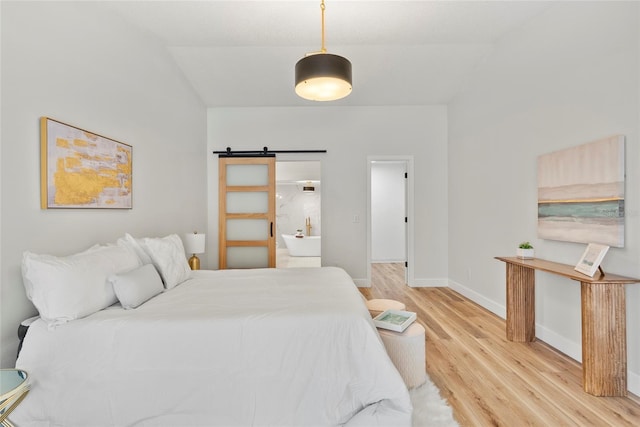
[537,135,625,248]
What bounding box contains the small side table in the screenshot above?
[0,369,29,427]
[377,323,427,389]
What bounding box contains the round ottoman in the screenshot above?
[377,322,427,389]
[366,298,406,318]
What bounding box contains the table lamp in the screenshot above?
[183,232,205,270]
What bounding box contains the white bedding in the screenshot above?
[14,267,412,426]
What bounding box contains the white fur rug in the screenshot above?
[410,374,459,427]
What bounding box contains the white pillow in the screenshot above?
[109,264,164,309]
[22,244,141,326]
[140,234,191,289]
[117,233,153,265]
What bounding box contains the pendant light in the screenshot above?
[303,181,315,192]
[295,0,352,101]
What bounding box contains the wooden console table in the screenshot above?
[495,256,639,397]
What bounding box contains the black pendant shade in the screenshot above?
[295,53,352,101]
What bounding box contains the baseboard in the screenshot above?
[535,324,582,362]
[353,278,369,287]
[411,278,449,287]
[356,277,449,287]
[629,371,640,397]
[447,279,506,319]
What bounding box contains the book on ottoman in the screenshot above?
[373,309,417,332]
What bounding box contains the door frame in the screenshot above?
[366,155,414,287]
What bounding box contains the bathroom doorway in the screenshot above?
[275,161,321,268]
[367,156,414,286]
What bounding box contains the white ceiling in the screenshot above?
[103,1,551,107]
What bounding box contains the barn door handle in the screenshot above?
[270,222,273,238]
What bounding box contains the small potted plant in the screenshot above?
[517,242,534,259]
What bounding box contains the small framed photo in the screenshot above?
[574,243,610,277]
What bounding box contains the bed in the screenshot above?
[12,234,412,426]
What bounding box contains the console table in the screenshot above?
[495,256,639,397]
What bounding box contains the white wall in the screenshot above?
[371,162,406,262]
[0,2,207,367]
[448,2,640,394]
[207,106,448,285]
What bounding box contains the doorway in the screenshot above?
[275,161,321,268]
[367,156,414,286]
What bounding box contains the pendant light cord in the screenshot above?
[320,0,327,53]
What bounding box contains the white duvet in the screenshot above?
[14,267,412,426]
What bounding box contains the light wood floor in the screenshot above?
[361,263,640,426]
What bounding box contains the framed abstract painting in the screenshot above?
[40,117,132,209]
[537,135,625,247]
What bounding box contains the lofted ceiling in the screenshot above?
[103,1,551,107]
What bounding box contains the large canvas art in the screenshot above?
[40,117,132,209]
[537,135,625,247]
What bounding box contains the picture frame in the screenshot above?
[373,309,417,332]
[574,243,610,277]
[40,117,132,209]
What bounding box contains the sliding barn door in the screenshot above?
[218,156,276,269]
